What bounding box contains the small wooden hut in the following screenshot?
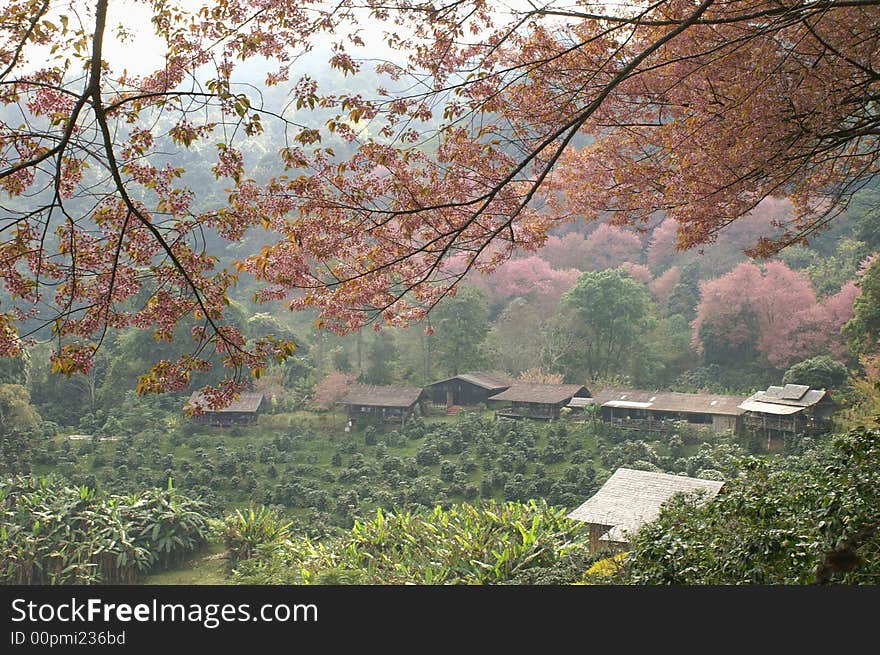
[567,468,725,552]
[488,383,591,420]
[424,371,511,409]
[187,392,265,426]
[337,384,425,425]
[739,383,835,447]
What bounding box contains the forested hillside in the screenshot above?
[1,0,879,588]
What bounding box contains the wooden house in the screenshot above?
[594,388,746,434]
[567,468,725,552]
[739,383,835,447]
[336,384,425,425]
[187,392,265,426]
[424,371,511,409]
[488,383,591,420]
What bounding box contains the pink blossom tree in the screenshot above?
[469,256,580,310]
[649,266,681,311]
[694,262,858,369]
[581,224,644,272]
[311,371,356,411]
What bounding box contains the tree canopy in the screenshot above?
[2,0,879,402]
[559,269,655,380]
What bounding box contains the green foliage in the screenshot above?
[844,257,880,361]
[783,356,850,391]
[364,333,397,385]
[803,238,870,297]
[0,384,41,432]
[672,362,773,395]
[231,500,591,585]
[221,505,293,567]
[620,427,880,584]
[559,269,657,380]
[428,286,490,376]
[0,475,211,584]
[0,356,27,385]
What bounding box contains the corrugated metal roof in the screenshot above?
[567,468,724,543]
[187,392,264,413]
[593,388,747,416]
[337,384,424,408]
[604,400,653,409]
[738,400,803,415]
[567,397,596,408]
[487,383,590,405]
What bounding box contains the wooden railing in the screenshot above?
[742,414,833,435]
[495,409,557,420]
[604,417,687,434]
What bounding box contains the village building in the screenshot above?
[424,371,511,411]
[336,384,425,425]
[488,383,591,420]
[739,383,835,446]
[186,392,265,426]
[565,396,597,414]
[594,388,746,434]
[567,468,725,552]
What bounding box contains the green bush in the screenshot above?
[0,475,211,584]
[232,500,590,585]
[220,505,293,567]
[621,427,880,584]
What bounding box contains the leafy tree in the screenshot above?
[427,286,490,376]
[579,225,644,272]
[3,0,880,405]
[849,188,880,250]
[468,256,579,315]
[844,257,880,377]
[0,384,41,432]
[665,261,703,322]
[622,428,880,585]
[363,333,396,386]
[0,356,27,386]
[783,357,850,391]
[311,371,356,411]
[634,314,696,386]
[694,261,856,370]
[483,298,545,375]
[559,269,656,380]
[804,238,871,297]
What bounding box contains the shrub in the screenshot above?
[221,505,293,567]
[232,501,590,585]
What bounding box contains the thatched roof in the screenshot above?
[187,391,264,414]
[337,384,424,408]
[426,371,512,391]
[567,468,725,543]
[594,388,746,417]
[487,383,590,405]
[740,384,828,412]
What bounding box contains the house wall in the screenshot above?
[427,381,498,406]
[346,403,417,424]
[602,407,740,435]
[711,415,739,433]
[197,411,258,425]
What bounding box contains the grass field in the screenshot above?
[143,541,230,585]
